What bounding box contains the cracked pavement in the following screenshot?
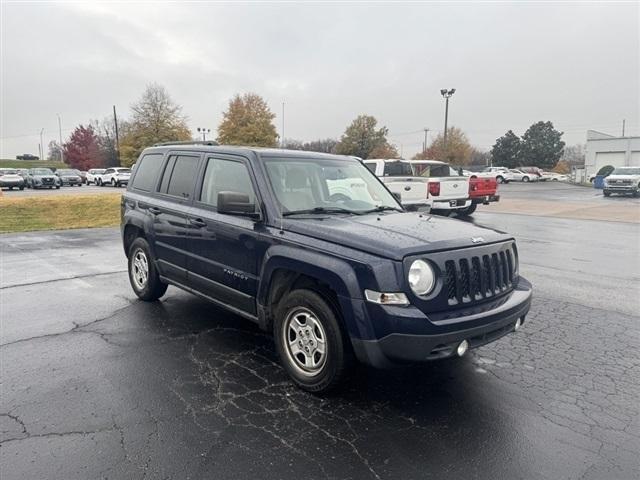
[1,209,639,479]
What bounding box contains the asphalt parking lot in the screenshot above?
[1,186,639,479]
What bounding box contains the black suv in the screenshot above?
[122,143,532,392]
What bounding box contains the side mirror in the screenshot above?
[217,191,260,219]
[391,191,402,203]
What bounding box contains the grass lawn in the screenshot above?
[0,159,67,169]
[0,194,121,233]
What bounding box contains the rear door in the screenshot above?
[146,152,201,283]
[186,154,265,316]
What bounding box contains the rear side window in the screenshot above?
[158,155,199,199]
[383,162,413,177]
[199,158,255,208]
[130,154,163,191]
[364,162,377,174]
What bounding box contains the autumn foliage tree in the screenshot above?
[62,125,104,170]
[120,84,191,166]
[217,93,278,147]
[413,127,472,166]
[336,115,395,159]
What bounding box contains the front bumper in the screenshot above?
[350,277,532,368]
[0,180,24,187]
[604,185,638,194]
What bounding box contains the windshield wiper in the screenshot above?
[283,207,363,217]
[361,205,403,214]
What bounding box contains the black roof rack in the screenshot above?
[153,140,219,147]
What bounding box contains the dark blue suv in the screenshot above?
[122,143,532,392]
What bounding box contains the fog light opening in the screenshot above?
[514,318,522,331]
[457,340,469,357]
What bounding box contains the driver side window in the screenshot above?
[199,158,256,209]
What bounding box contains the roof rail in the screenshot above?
[153,140,219,147]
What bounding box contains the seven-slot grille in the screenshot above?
[444,246,516,305]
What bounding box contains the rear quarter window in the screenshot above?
[131,154,164,191]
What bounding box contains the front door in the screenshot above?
[186,155,265,316]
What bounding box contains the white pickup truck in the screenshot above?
[409,160,472,214]
[363,159,432,211]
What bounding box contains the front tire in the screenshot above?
[127,237,168,301]
[496,176,504,184]
[111,178,117,187]
[274,289,351,393]
[522,176,530,182]
[603,191,611,197]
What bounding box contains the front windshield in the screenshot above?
[263,157,400,214]
[30,168,53,175]
[0,169,17,175]
[612,167,640,175]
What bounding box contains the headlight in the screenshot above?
[408,259,436,296]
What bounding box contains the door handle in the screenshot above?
[189,218,207,228]
[148,207,162,215]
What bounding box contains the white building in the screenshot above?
[585,130,640,178]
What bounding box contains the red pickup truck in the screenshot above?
[462,177,500,214]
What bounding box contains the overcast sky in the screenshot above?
[1,1,638,159]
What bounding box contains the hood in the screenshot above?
[606,175,638,181]
[283,212,511,260]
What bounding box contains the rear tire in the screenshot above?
[274,289,351,393]
[496,176,504,184]
[603,191,611,197]
[127,237,168,301]
[522,176,530,182]
[19,186,24,191]
[459,203,478,216]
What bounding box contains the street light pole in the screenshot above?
[197,127,210,141]
[39,128,44,160]
[440,88,456,151]
[57,114,64,163]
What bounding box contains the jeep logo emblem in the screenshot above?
[471,237,484,244]
[453,184,458,188]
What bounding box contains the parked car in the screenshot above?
[16,154,39,160]
[122,145,532,392]
[0,168,26,190]
[26,168,60,189]
[98,167,131,187]
[86,168,106,184]
[519,166,545,181]
[480,166,513,184]
[76,170,88,184]
[603,166,640,197]
[408,160,471,214]
[55,168,83,186]
[362,159,432,211]
[541,171,569,182]
[508,169,538,182]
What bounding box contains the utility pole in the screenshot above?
[622,119,626,137]
[281,102,285,147]
[39,128,44,160]
[197,128,211,141]
[113,105,120,166]
[423,128,430,152]
[440,88,456,150]
[57,114,64,163]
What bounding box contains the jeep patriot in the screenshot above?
[122,144,532,392]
